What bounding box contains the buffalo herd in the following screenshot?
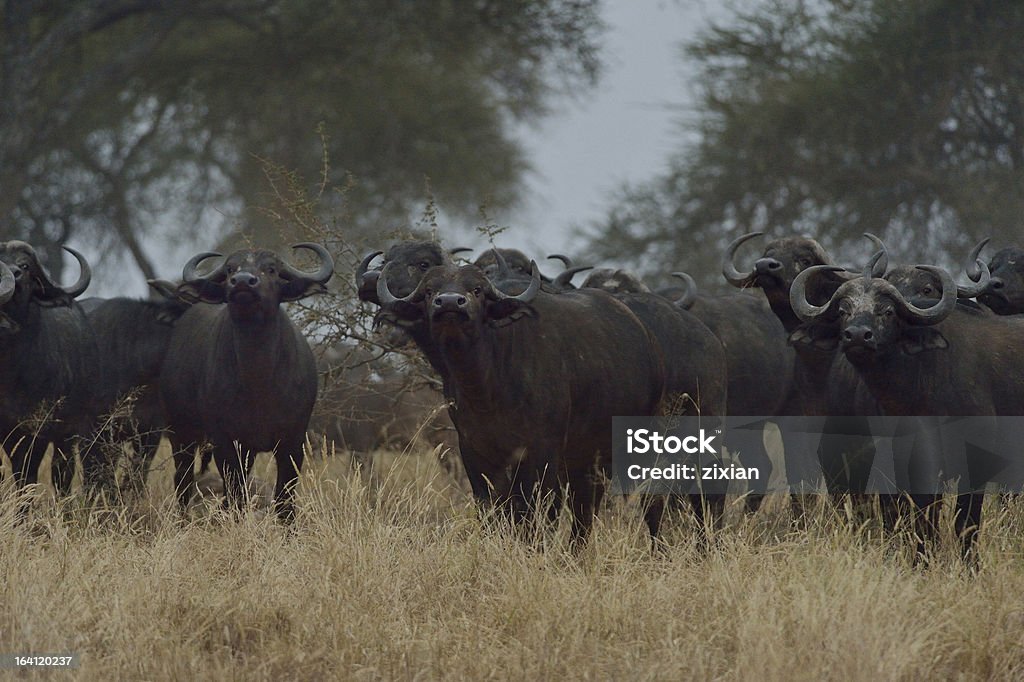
[2,232,1024,565]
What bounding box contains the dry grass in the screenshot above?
[2,445,1024,681]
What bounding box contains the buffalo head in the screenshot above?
[377,260,541,338]
[356,241,457,305]
[177,243,333,321]
[580,268,651,294]
[966,243,1024,315]
[0,241,91,332]
[790,261,958,363]
[475,248,591,292]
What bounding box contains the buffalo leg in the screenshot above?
[953,493,983,567]
[171,440,197,514]
[273,441,305,522]
[122,428,163,498]
[8,433,48,516]
[213,442,253,513]
[566,471,604,547]
[50,438,76,498]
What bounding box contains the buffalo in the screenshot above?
[473,248,591,292]
[77,280,191,495]
[790,262,1017,562]
[964,239,1024,315]
[376,260,669,542]
[592,263,795,512]
[0,241,99,499]
[160,243,333,521]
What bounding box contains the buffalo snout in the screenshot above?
[842,324,875,349]
[229,271,259,288]
[755,258,783,275]
[434,292,468,312]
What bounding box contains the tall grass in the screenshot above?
[2,446,1024,680]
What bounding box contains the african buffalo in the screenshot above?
[376,261,668,542]
[77,280,191,495]
[590,264,795,512]
[473,248,591,292]
[964,239,1024,314]
[790,263,1016,562]
[160,243,333,520]
[0,241,99,499]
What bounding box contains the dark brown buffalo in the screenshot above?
[790,263,1017,562]
[0,241,98,499]
[589,265,794,511]
[160,244,333,521]
[964,239,1024,315]
[473,248,590,291]
[377,261,667,542]
[77,280,191,495]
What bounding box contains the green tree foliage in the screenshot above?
[588,0,1024,288]
[0,0,602,281]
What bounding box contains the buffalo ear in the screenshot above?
[789,325,839,351]
[901,328,949,355]
[485,299,536,328]
[279,278,328,302]
[176,280,226,304]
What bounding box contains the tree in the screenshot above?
[587,0,1024,288]
[1,0,603,283]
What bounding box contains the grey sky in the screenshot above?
[483,0,727,262]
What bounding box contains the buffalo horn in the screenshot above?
[722,231,763,287]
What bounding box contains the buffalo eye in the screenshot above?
[419,261,431,271]
[472,286,482,296]
[884,309,894,317]
[921,285,933,295]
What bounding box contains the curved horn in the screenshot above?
[956,259,991,298]
[0,261,14,305]
[965,237,990,281]
[490,248,512,279]
[355,250,383,285]
[553,265,593,288]
[861,250,885,282]
[890,265,957,324]
[376,268,427,308]
[182,251,225,283]
[670,272,698,309]
[449,247,473,257]
[862,233,889,276]
[722,231,763,287]
[58,246,91,298]
[489,261,541,303]
[789,265,847,323]
[284,242,334,284]
[547,254,573,268]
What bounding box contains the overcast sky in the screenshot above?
[487,0,727,262]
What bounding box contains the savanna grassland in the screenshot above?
[3,443,1024,681]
